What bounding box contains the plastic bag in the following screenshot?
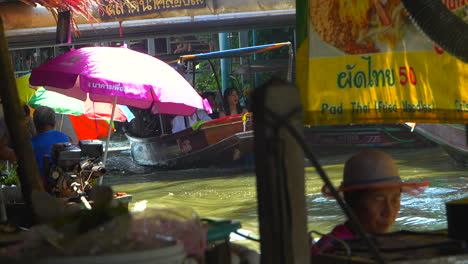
[131,207,207,257]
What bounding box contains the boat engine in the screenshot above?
[44,141,106,199]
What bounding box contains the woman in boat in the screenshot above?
[219,88,248,117]
[310,149,428,255]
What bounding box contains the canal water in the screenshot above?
[103,142,468,251]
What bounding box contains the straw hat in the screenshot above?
[322,149,429,196]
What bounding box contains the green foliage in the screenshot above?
[195,60,221,92]
[251,28,295,46]
[192,27,295,95]
[0,163,19,186]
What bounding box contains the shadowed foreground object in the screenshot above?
[0,17,45,214]
[401,0,468,62]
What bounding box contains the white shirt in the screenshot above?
[172,109,212,134]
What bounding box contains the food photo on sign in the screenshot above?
[308,0,436,57]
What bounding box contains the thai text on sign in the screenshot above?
[100,0,206,20]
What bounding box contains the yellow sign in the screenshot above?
[296,0,468,125]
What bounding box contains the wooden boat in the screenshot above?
[304,124,428,148]
[411,124,468,165]
[126,113,254,169]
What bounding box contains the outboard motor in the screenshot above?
[44,140,106,200]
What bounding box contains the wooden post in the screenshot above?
[0,17,44,210]
[466,124,468,146]
[252,78,310,264]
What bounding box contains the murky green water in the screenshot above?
[103,145,468,251]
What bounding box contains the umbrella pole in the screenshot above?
[100,96,117,185]
[59,114,65,131]
[0,17,45,213]
[158,114,165,134]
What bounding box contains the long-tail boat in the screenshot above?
[126,113,253,168]
[304,124,428,148]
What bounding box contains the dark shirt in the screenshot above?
[209,112,220,119]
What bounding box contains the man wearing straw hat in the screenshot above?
[311,149,429,255]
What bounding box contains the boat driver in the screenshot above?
[171,109,212,134]
[311,149,429,255]
[31,106,71,188]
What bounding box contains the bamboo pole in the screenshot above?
[0,17,45,211]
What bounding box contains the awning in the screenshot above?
[6,9,295,49]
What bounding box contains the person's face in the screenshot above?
[227,90,239,106]
[207,95,215,109]
[354,188,401,234]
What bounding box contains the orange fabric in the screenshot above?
[321,180,430,197]
[68,115,114,140]
[201,113,252,128]
[84,98,127,121]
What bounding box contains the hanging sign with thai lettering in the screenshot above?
[296,0,468,125]
[100,0,206,20]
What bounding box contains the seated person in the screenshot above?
[0,104,37,163]
[31,106,70,182]
[219,88,248,117]
[172,109,212,134]
[201,91,220,119]
[311,149,428,255]
[0,125,15,163]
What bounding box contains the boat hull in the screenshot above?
[412,124,468,165]
[304,124,426,147]
[126,114,254,169]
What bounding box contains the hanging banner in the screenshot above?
[296,0,468,125]
[100,0,207,20]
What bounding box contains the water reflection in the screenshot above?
[106,145,468,251]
